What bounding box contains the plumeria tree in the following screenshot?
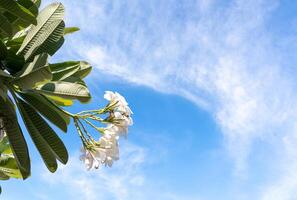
[0,0,133,193]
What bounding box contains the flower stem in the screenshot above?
[61,109,76,118]
[76,108,105,115]
[83,119,104,134]
[77,119,94,141]
[74,118,89,148]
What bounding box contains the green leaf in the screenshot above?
[50,61,92,81]
[0,70,12,79]
[64,27,79,35]
[62,76,86,86]
[0,39,7,60]
[31,0,41,8]
[12,58,52,90]
[72,61,92,79]
[0,136,11,154]
[2,48,25,74]
[0,96,30,179]
[0,84,8,101]
[19,92,70,132]
[50,61,80,81]
[16,98,58,172]
[37,34,64,57]
[45,95,73,107]
[0,14,12,37]
[0,156,22,179]
[0,0,37,25]
[17,98,68,167]
[16,53,49,77]
[17,3,65,61]
[7,26,31,49]
[35,81,91,103]
[6,35,25,49]
[12,65,52,90]
[0,171,10,180]
[17,0,38,16]
[7,0,38,32]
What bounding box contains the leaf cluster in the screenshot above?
[0,0,92,184]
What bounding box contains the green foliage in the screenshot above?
[19,92,70,132]
[0,137,22,179]
[0,96,30,179]
[0,0,37,37]
[16,98,68,172]
[17,2,65,61]
[64,27,80,36]
[35,81,91,103]
[12,54,53,89]
[0,0,93,187]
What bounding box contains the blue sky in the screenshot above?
[2,0,297,199]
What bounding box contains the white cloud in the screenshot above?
[55,0,277,167]
[42,0,297,199]
[261,135,297,200]
[38,142,196,200]
[40,143,146,200]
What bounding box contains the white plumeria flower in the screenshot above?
[79,91,133,170]
[80,147,106,170]
[105,123,129,138]
[112,111,133,126]
[99,134,119,167]
[104,91,133,115]
[104,91,133,138]
[80,133,120,169]
[104,124,121,138]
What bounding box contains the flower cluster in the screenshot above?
[78,91,133,170]
[104,91,133,137]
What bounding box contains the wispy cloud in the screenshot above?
[41,142,146,200]
[39,142,196,200]
[42,0,297,198]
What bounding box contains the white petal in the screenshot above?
[104,91,115,101]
